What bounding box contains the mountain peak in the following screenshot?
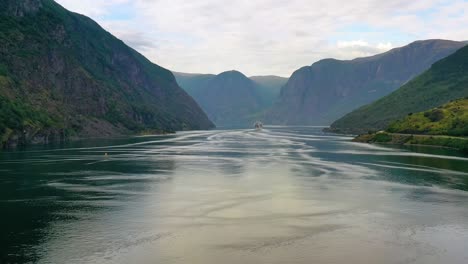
[407,39,461,46]
[218,70,248,78]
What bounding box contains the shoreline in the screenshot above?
[353,132,468,154]
[1,129,177,150]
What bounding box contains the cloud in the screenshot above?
[335,40,394,58]
[56,0,130,17]
[55,0,468,77]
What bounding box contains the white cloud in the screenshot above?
[56,0,130,17]
[337,40,373,49]
[337,40,393,52]
[55,0,468,77]
[335,40,394,58]
[377,43,393,50]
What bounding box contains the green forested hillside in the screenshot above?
[0,0,213,147]
[330,44,468,134]
[353,99,468,152]
[387,98,468,136]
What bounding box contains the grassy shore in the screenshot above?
[354,132,468,153]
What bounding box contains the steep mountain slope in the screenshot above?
[330,44,468,134]
[173,71,287,127]
[266,39,466,125]
[172,72,215,96]
[0,0,213,147]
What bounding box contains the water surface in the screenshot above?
[1,127,468,264]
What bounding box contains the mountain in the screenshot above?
[172,72,215,96]
[266,39,466,125]
[330,44,468,134]
[249,75,288,106]
[0,0,213,147]
[173,71,287,127]
[178,70,262,127]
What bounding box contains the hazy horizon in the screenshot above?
[54,0,468,77]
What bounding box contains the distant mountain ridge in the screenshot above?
[249,75,288,107]
[330,44,468,134]
[171,72,216,96]
[265,39,466,125]
[0,0,213,147]
[173,71,287,127]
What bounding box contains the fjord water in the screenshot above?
[2,127,468,264]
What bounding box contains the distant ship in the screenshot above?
[254,121,264,130]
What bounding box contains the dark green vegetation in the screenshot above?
[0,0,213,148]
[267,40,466,125]
[353,99,468,152]
[387,98,468,136]
[174,71,287,127]
[0,96,58,144]
[331,44,468,134]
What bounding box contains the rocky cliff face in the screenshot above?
[266,40,466,125]
[0,0,213,147]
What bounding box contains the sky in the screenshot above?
[55,0,468,77]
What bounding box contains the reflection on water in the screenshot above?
[1,127,468,264]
